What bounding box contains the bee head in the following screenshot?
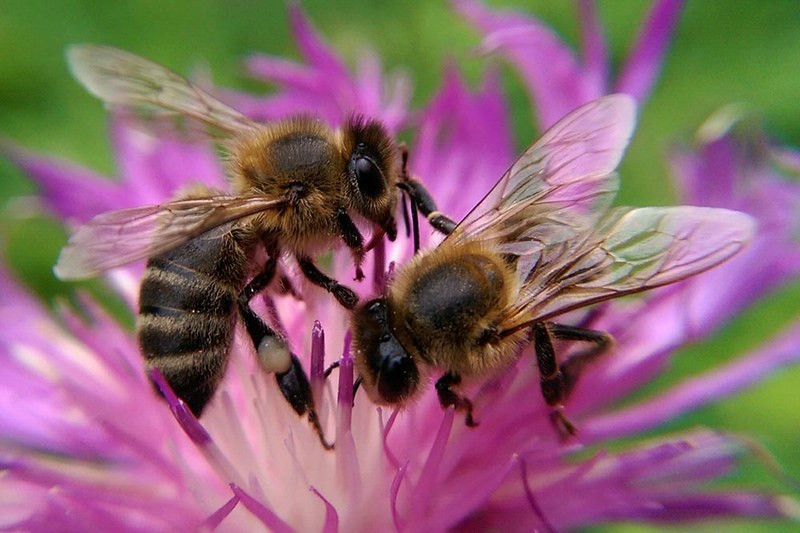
[352,298,420,405]
[341,116,399,240]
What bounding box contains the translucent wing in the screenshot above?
[503,206,756,326]
[55,195,287,280]
[68,44,259,136]
[449,94,636,252]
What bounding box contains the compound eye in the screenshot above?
[352,156,384,198]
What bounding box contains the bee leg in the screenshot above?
[435,372,477,427]
[237,253,334,450]
[276,273,300,299]
[549,323,614,398]
[277,355,334,450]
[398,179,458,237]
[239,250,280,306]
[532,322,576,438]
[297,256,359,310]
[397,145,458,237]
[335,208,366,281]
[237,301,333,450]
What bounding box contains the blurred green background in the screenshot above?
[1,1,798,531]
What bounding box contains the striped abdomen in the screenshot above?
[137,226,250,415]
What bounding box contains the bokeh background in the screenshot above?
[1,1,798,531]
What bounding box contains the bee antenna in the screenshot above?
[409,189,420,254]
[352,376,363,403]
[400,189,412,238]
[399,144,410,180]
[395,182,421,254]
[396,146,423,253]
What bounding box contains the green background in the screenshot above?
[1,1,798,531]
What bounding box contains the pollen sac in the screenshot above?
[257,335,292,374]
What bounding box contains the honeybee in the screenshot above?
[54,45,453,448]
[352,95,755,435]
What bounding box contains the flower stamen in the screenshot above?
[390,460,410,532]
[517,454,558,533]
[202,494,240,530]
[310,486,340,533]
[229,482,293,532]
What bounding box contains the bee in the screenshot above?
[352,95,755,435]
[54,45,453,448]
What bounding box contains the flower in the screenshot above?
[2,2,800,531]
[224,4,411,133]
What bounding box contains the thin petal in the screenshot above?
[390,462,409,531]
[1,140,127,223]
[669,136,738,208]
[245,54,320,92]
[606,493,798,523]
[582,320,800,441]
[667,131,800,332]
[458,430,774,530]
[202,494,240,530]
[614,0,685,102]
[577,0,609,91]
[381,70,413,132]
[454,0,599,129]
[309,320,326,404]
[230,483,293,533]
[109,115,227,204]
[407,408,455,521]
[288,4,350,86]
[355,53,384,121]
[411,66,513,227]
[241,10,410,129]
[224,88,344,124]
[310,486,339,533]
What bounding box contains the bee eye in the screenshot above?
[352,156,384,198]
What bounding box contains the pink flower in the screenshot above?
[227,4,411,133]
[2,3,799,531]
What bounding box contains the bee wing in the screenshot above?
[449,94,636,251]
[68,44,259,136]
[504,206,756,326]
[54,195,287,280]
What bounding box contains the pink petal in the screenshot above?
[310,486,339,533]
[577,0,609,91]
[309,320,326,404]
[245,54,320,91]
[407,408,455,522]
[411,66,512,224]
[288,4,350,87]
[1,140,127,223]
[615,0,686,102]
[454,0,599,129]
[203,495,240,530]
[583,320,800,441]
[607,493,797,523]
[109,115,227,204]
[230,483,293,533]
